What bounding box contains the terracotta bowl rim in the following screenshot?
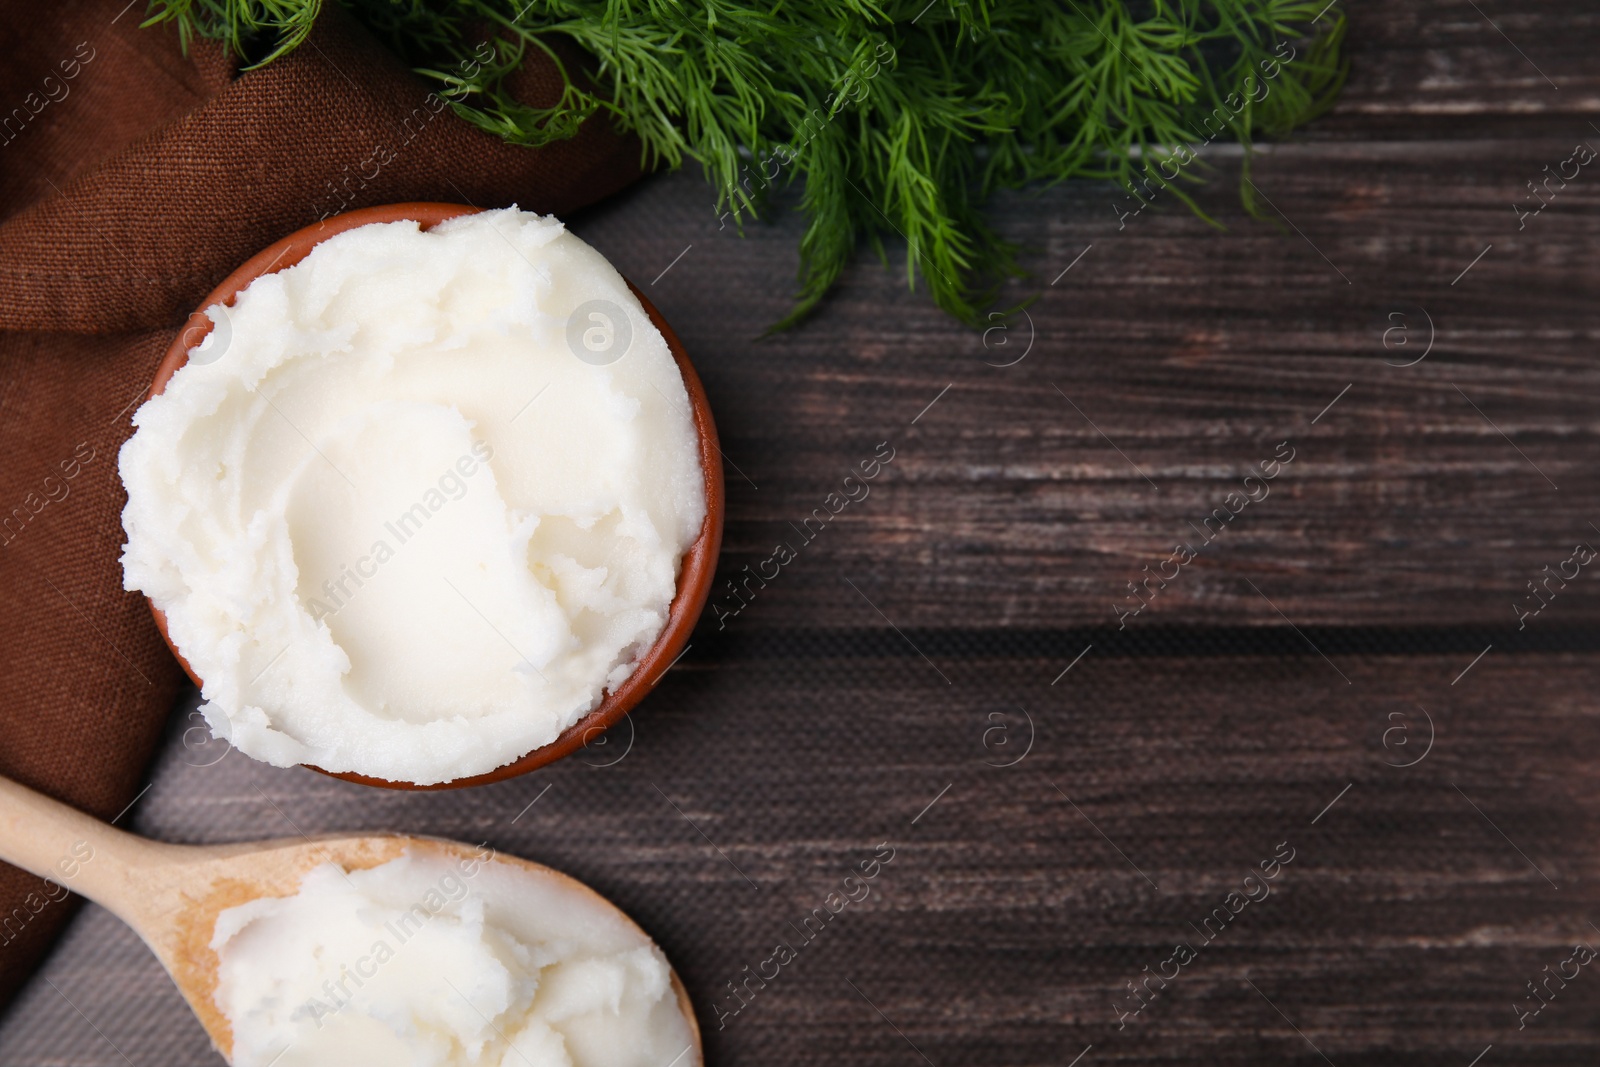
[145,202,725,791]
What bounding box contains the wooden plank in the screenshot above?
[3,648,1597,1064]
[567,122,1600,631]
[1323,1,1595,120]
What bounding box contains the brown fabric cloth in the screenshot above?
[0,0,642,1008]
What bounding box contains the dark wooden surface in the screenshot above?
[4,1,1600,1064]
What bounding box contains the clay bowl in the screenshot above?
[147,202,724,790]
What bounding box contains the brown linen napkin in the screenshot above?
[0,0,642,1009]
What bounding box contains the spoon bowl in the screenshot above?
[0,775,702,1065]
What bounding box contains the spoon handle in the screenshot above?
[0,774,177,921]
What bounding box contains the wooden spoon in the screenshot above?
[0,775,702,1065]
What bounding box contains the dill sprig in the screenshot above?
[141,0,1349,328]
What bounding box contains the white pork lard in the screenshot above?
[210,849,697,1067]
[119,209,706,784]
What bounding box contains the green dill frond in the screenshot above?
[140,0,1349,330]
[143,0,324,69]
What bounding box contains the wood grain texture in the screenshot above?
[549,0,1600,632]
[3,646,1599,1066]
[4,1,1600,1064]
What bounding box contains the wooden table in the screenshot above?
[3,1,1599,1063]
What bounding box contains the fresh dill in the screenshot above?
[141,1,1348,328]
